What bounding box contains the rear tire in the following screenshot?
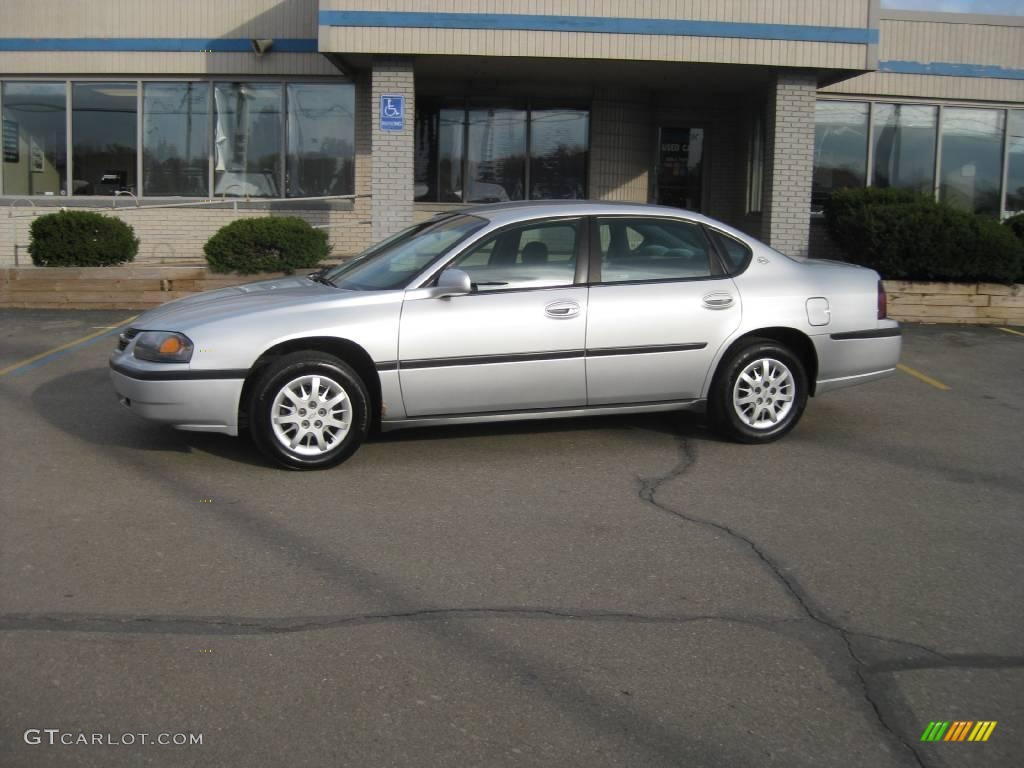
[711,339,808,444]
[249,351,370,470]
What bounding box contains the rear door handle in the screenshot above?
[702,292,734,310]
[545,300,580,319]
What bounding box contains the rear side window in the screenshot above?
[596,217,713,283]
[708,230,752,275]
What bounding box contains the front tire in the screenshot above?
[249,352,370,470]
[711,339,808,444]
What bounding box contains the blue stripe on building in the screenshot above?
[318,11,879,45]
[879,60,1024,81]
[0,38,318,53]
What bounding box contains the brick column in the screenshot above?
[370,56,415,242]
[763,71,817,258]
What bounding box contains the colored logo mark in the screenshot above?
[920,721,997,742]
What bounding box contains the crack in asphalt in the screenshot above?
[0,608,801,636]
[635,433,930,768]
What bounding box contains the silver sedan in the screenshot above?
[110,201,901,469]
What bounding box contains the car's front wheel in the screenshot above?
[249,351,370,469]
[711,339,808,443]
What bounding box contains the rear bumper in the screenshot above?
[813,322,901,395]
[109,362,244,436]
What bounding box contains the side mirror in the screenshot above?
[432,268,473,298]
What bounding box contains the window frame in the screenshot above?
[587,215,730,287]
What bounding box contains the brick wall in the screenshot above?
[764,71,817,258]
[0,205,369,269]
[370,56,415,242]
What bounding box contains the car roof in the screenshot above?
[458,200,711,227]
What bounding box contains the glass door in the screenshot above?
[655,127,704,211]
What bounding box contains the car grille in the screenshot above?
[117,328,140,351]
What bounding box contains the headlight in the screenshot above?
[133,331,194,363]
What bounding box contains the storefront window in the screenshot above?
[213,82,282,198]
[529,108,588,200]
[466,107,527,203]
[939,107,1004,216]
[72,82,137,195]
[415,102,588,203]
[872,103,937,196]
[142,82,209,197]
[813,101,869,208]
[1006,110,1024,214]
[2,82,66,196]
[286,83,355,198]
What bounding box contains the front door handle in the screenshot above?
[702,292,734,310]
[545,300,580,319]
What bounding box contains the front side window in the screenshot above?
[813,101,869,208]
[213,82,282,198]
[142,82,209,196]
[597,218,713,283]
[72,82,137,195]
[449,220,579,291]
[2,82,66,196]
[326,215,486,291]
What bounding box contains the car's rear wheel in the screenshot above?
[249,351,369,470]
[711,339,808,443]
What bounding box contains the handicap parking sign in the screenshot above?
[380,95,405,131]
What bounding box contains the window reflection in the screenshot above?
[873,103,936,196]
[940,108,1005,216]
[466,107,526,203]
[286,83,355,198]
[2,82,66,196]
[142,82,209,196]
[213,82,282,198]
[813,101,869,208]
[72,82,137,195]
[414,103,589,203]
[1006,110,1024,213]
[530,109,588,200]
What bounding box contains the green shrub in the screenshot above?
[1005,212,1024,244]
[204,217,329,275]
[29,210,139,267]
[823,187,1024,284]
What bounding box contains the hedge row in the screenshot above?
[28,212,329,274]
[823,188,1024,284]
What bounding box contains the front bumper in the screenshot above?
[109,359,245,436]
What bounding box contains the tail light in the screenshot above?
[877,280,888,320]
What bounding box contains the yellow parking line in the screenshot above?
[897,363,950,391]
[0,316,137,377]
[997,326,1024,338]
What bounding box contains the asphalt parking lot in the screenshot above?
[1,308,1022,768]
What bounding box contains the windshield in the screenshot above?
[323,215,487,291]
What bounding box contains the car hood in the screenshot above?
[134,276,382,331]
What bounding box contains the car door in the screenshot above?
[398,217,588,417]
[585,215,742,405]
